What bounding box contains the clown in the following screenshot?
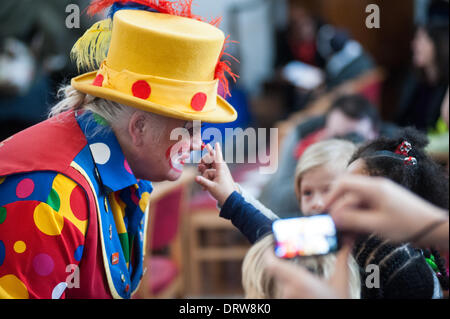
[0,0,237,299]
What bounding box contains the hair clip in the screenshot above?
[404,156,418,166]
[396,141,412,156]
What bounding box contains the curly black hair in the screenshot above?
[350,127,449,210]
[350,127,449,292]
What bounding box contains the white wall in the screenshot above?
[193,0,287,95]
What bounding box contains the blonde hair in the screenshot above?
[294,139,357,200]
[242,235,361,299]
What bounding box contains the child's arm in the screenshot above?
[196,143,273,243]
[235,183,280,221]
[220,191,274,244]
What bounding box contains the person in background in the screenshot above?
[0,0,93,140]
[258,94,383,218]
[272,3,374,114]
[395,17,449,132]
[426,87,449,171]
[315,24,375,89]
[274,3,324,69]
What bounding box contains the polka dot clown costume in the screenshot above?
[0,0,238,299]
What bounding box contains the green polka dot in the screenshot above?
[46,189,61,212]
[93,114,109,126]
[0,207,6,224]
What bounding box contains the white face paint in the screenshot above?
[165,121,200,177]
[166,143,190,174]
[119,113,192,182]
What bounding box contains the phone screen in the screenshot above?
[272,214,339,258]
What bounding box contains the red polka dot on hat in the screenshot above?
[132,80,151,100]
[191,93,207,111]
[93,74,104,87]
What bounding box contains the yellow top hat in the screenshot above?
[71,9,237,123]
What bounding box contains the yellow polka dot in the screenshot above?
[0,177,5,185]
[33,202,64,236]
[139,192,151,213]
[13,241,26,253]
[51,174,87,236]
[0,274,29,299]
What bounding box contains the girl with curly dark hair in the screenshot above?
[348,127,449,298]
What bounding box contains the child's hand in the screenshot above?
[195,143,237,206]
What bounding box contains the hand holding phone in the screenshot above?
[272,214,339,258]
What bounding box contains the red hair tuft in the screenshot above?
[215,36,239,98]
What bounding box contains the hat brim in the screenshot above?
[71,71,237,124]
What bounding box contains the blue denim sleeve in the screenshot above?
[220,191,273,244]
